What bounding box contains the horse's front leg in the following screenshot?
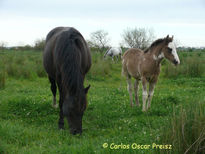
[147,82,155,110]
[142,77,148,112]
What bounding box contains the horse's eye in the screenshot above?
[168,47,172,53]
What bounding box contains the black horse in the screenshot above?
[43,27,91,135]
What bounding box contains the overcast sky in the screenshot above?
[0,0,205,47]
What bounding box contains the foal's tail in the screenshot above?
[121,57,127,77]
[121,52,131,79]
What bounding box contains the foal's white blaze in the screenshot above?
[168,42,180,64]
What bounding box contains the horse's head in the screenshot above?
[161,35,180,65]
[63,85,90,135]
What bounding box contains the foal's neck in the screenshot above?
[145,48,164,66]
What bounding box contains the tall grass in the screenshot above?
[0,51,47,80]
[87,52,113,80]
[163,54,205,78]
[0,70,6,89]
[0,59,6,89]
[157,102,205,153]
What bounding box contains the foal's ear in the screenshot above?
[165,35,172,44]
[84,85,91,94]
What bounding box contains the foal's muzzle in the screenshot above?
[173,59,179,65]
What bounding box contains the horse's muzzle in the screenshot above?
[173,59,179,65]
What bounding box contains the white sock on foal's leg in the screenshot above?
[127,77,133,106]
[142,90,148,111]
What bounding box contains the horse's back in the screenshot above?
[43,27,91,79]
[123,48,143,61]
[122,48,143,79]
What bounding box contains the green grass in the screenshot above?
[0,51,205,154]
[158,102,205,154]
[162,51,205,78]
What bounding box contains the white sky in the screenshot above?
[0,0,205,47]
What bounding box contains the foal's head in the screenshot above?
[161,35,180,65]
[63,85,90,135]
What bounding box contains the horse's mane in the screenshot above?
[55,28,86,95]
[144,38,164,53]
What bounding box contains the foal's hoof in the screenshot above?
[142,109,147,112]
[136,103,141,107]
[52,104,58,108]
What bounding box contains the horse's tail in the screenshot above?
[121,58,126,77]
[55,28,86,95]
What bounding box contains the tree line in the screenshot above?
[0,27,155,51]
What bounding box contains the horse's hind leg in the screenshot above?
[49,76,57,108]
[126,76,133,107]
[58,91,64,129]
[56,77,64,129]
[147,82,155,109]
[142,77,148,112]
[134,79,140,106]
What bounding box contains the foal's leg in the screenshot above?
[147,82,155,109]
[142,77,148,112]
[49,76,57,108]
[134,79,140,106]
[126,76,133,107]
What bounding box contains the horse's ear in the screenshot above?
[84,85,91,94]
[165,35,172,44]
[171,35,174,41]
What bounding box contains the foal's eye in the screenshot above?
[167,47,172,53]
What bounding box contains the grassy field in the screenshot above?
[0,50,205,154]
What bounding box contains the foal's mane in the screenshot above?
[144,38,164,53]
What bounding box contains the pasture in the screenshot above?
[0,50,205,154]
